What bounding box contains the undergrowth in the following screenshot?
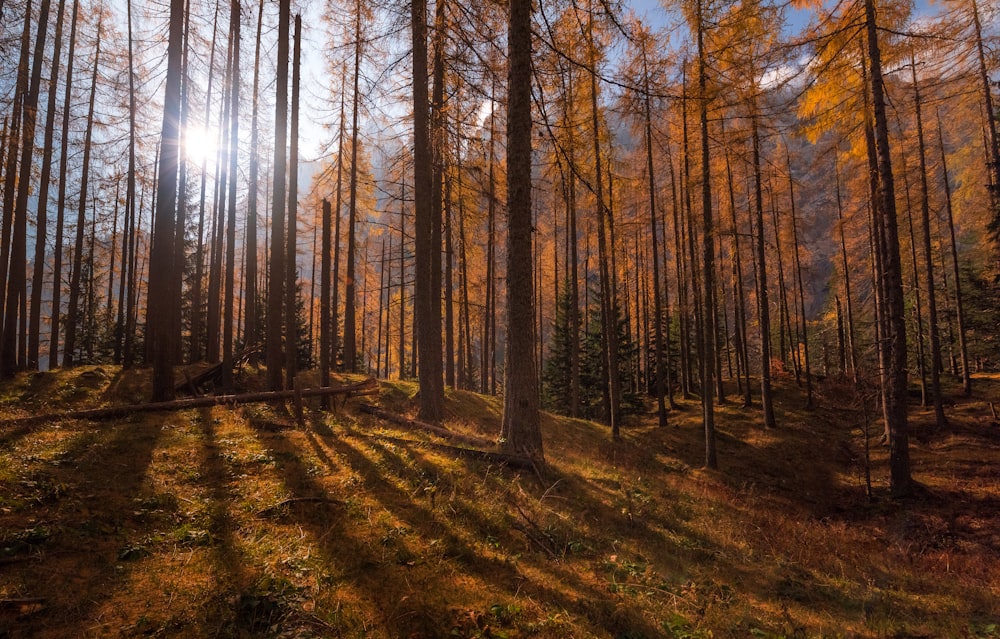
[1,367,997,637]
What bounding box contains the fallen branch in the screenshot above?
[357,404,494,448]
[0,379,379,429]
[0,597,45,607]
[510,500,559,560]
[353,432,535,469]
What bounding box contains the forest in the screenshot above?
[1,0,1000,635]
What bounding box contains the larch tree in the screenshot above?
[149,0,186,401]
[500,0,543,460]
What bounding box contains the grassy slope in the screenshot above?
[0,366,998,638]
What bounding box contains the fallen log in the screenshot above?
[353,432,536,470]
[0,379,380,429]
[357,403,494,448]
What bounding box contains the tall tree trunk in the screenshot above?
[398,179,406,378]
[642,44,667,427]
[679,67,695,399]
[190,3,220,364]
[865,0,912,497]
[332,69,346,371]
[696,0,717,468]
[970,0,1000,255]
[482,79,497,396]
[222,0,241,391]
[751,113,776,428]
[320,199,332,405]
[785,144,813,409]
[500,0,542,460]
[148,0,184,400]
[244,0,264,364]
[284,13,301,386]
[0,0,30,341]
[432,0,448,389]
[902,151,928,406]
[343,2,363,372]
[587,4,621,438]
[412,0,445,420]
[266,0,290,390]
[116,0,137,366]
[910,58,946,427]
[207,39,233,365]
[936,110,971,396]
[722,126,751,407]
[834,155,858,382]
[29,0,65,370]
[63,18,101,368]
[444,180,455,388]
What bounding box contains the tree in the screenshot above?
[266,0,291,391]
[149,0,186,401]
[500,0,543,460]
[412,0,445,421]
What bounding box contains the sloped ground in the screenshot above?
[0,366,997,638]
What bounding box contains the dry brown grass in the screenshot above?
[1,367,998,638]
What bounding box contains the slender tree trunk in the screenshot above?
[431,0,447,388]
[189,4,220,364]
[207,40,233,365]
[482,80,497,396]
[445,176,455,388]
[28,0,65,370]
[331,70,346,371]
[0,1,30,342]
[785,144,813,409]
[910,59,946,427]
[902,151,928,406]
[723,127,751,407]
[63,19,101,368]
[695,0,717,468]
[148,0,184,400]
[222,0,241,391]
[320,199,331,405]
[751,113,776,428]
[284,13,301,386]
[865,0,912,497]
[936,110,971,396]
[412,0,445,420]
[343,2,363,372]
[834,155,858,382]
[970,0,1000,253]
[266,0,290,391]
[398,180,406,378]
[244,0,264,364]
[642,46,667,427]
[679,68,695,399]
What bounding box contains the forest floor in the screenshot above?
[0,366,998,638]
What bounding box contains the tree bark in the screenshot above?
[63,17,101,369]
[936,110,971,396]
[222,0,241,391]
[412,0,445,421]
[865,0,912,497]
[266,0,290,391]
[284,13,301,386]
[500,0,543,460]
[28,0,65,370]
[148,0,184,400]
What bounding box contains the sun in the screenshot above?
[183,125,218,166]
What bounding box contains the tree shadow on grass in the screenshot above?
[0,413,164,637]
[245,413,667,638]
